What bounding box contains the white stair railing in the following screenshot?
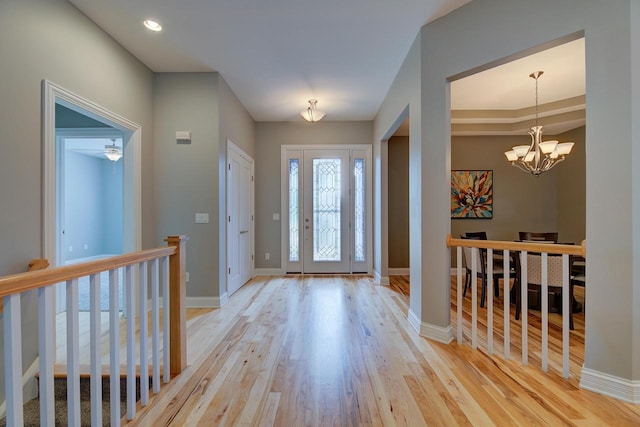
[448,235,584,379]
[0,235,187,426]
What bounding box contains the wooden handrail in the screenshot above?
[0,247,175,299]
[446,234,586,258]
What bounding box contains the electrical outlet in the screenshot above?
[265,252,270,260]
[68,246,73,252]
[185,272,190,283]
[84,243,88,250]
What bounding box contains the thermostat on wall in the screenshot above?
[176,131,192,144]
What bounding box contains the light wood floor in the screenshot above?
[105,275,640,426]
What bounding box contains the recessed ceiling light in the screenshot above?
[143,19,162,32]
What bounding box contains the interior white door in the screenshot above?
[238,154,253,286]
[227,142,254,296]
[302,149,350,273]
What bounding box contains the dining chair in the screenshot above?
[461,236,516,308]
[517,252,574,330]
[518,231,558,243]
[464,231,488,240]
[571,256,586,312]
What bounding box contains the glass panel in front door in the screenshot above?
[312,158,341,262]
[303,150,350,273]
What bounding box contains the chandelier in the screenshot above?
[300,99,326,122]
[504,71,574,176]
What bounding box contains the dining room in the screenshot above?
[385,37,587,379]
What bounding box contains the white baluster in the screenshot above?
[562,254,570,378]
[66,279,80,427]
[161,256,171,383]
[541,252,549,372]
[151,258,161,393]
[39,286,55,426]
[503,250,510,360]
[487,248,494,355]
[520,252,528,366]
[139,261,150,405]
[109,269,121,426]
[90,273,102,427]
[4,294,24,427]
[456,246,463,345]
[471,247,478,349]
[125,265,136,420]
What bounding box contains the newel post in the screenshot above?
[165,235,188,375]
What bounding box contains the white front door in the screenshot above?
[283,145,371,274]
[302,149,350,273]
[227,141,254,296]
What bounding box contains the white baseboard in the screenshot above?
[157,295,226,309]
[408,309,454,344]
[185,296,217,308]
[254,268,283,276]
[580,366,640,404]
[373,270,390,285]
[388,268,410,275]
[217,292,229,308]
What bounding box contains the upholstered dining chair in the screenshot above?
[461,235,516,308]
[518,231,558,243]
[517,252,574,330]
[464,231,488,240]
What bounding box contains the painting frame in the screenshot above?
[451,170,493,219]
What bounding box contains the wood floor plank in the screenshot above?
[92,274,640,426]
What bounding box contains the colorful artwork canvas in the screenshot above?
[451,170,493,219]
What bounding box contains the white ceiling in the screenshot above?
[68,0,584,127]
[68,0,471,121]
[451,38,585,110]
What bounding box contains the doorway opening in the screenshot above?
[55,125,125,312]
[281,145,372,274]
[42,80,142,327]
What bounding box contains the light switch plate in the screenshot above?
[195,213,209,223]
[273,213,280,221]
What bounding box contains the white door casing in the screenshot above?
[43,81,141,323]
[43,80,141,265]
[281,145,372,274]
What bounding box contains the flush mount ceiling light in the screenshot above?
[300,99,326,122]
[104,139,122,162]
[143,19,162,32]
[504,71,574,176]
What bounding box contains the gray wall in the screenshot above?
[393,129,586,269]
[0,0,154,406]
[556,126,586,244]
[451,135,558,241]
[154,73,255,300]
[388,136,409,268]
[449,130,586,266]
[254,121,373,270]
[218,76,256,298]
[375,0,639,383]
[154,73,220,298]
